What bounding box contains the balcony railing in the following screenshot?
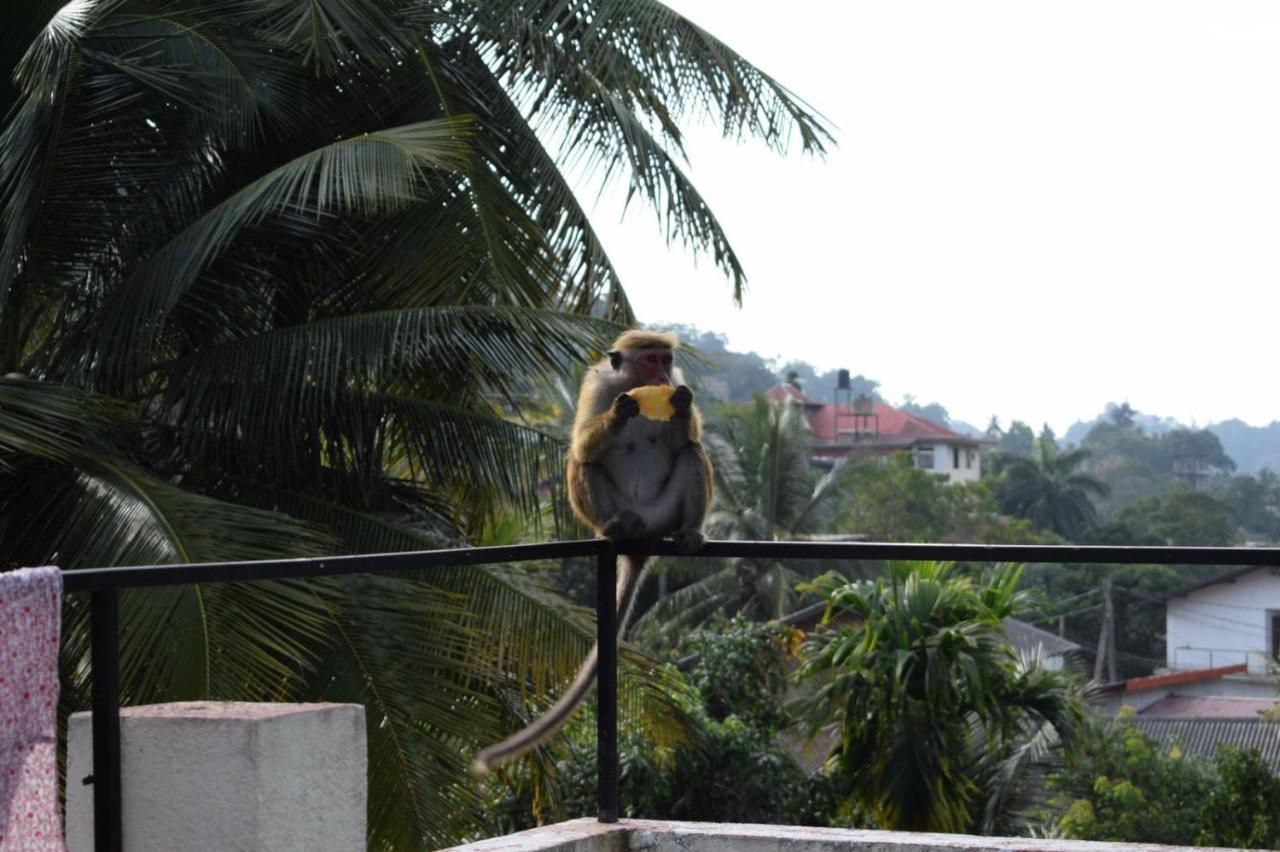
[62,539,1280,851]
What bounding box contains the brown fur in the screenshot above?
[471,331,712,775]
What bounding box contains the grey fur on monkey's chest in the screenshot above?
[604,415,677,503]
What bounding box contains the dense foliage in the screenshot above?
[1046,712,1280,849]
[796,562,1085,833]
[486,618,837,831]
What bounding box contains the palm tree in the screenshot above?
[795,561,1084,833]
[0,2,829,846]
[997,431,1110,539]
[635,397,847,633]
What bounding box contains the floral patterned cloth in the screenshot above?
[0,567,65,852]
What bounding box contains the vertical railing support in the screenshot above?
[596,544,619,823]
[90,589,123,852]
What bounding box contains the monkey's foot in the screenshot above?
[671,528,705,554]
[603,511,647,541]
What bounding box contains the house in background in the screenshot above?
[1164,566,1280,673]
[1096,566,1280,719]
[764,381,989,483]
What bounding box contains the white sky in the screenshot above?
[578,1,1280,433]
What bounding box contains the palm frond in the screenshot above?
[164,306,620,401]
[89,4,313,143]
[0,377,126,462]
[479,0,832,156]
[631,564,739,638]
[434,45,635,323]
[256,0,412,73]
[82,117,474,387]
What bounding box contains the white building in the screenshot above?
[764,385,989,483]
[1165,566,1280,674]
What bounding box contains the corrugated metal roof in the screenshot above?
[1128,718,1280,769]
[1139,695,1280,719]
[1001,617,1083,659]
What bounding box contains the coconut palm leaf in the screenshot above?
[82,117,473,386]
[256,0,413,73]
[2,457,337,723]
[87,4,313,143]
[164,306,620,396]
[0,377,126,462]
[431,45,635,322]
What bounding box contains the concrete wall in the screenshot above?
[1165,569,1280,670]
[66,702,365,852]
[444,818,1250,852]
[915,442,981,484]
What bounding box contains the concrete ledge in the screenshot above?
[66,701,366,852]
[443,818,1245,852]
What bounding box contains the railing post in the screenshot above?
[90,589,123,852]
[596,544,618,823]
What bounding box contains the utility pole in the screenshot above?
[1105,577,1119,683]
[1093,577,1117,683]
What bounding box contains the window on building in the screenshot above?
[916,446,934,470]
[953,447,961,469]
[1272,611,1280,661]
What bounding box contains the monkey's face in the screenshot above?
[635,349,674,386]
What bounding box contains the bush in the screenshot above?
[1199,747,1280,849]
[682,616,794,732]
[1047,712,1210,845]
[483,618,836,834]
[1047,711,1280,848]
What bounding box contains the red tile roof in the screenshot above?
[1123,663,1248,693]
[1138,695,1280,719]
[807,402,972,444]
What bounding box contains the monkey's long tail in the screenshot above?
[471,555,649,776]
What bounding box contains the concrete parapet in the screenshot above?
[444,818,1249,852]
[66,701,366,852]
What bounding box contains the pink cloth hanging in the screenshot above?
[0,567,65,852]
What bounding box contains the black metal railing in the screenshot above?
[61,539,1280,851]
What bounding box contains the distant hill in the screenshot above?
[1208,419,1280,474]
[1063,404,1280,474]
[948,419,985,438]
[1062,404,1181,447]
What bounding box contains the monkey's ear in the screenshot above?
[608,350,623,370]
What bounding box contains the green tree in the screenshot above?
[1116,492,1236,547]
[796,561,1084,833]
[1199,747,1280,849]
[1000,420,1036,457]
[1217,474,1280,542]
[488,620,835,831]
[1109,402,1136,428]
[899,398,950,428]
[1049,711,1210,846]
[836,453,1039,545]
[0,3,828,846]
[997,430,1109,539]
[1048,713,1280,849]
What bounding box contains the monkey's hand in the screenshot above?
[610,392,640,426]
[671,385,693,418]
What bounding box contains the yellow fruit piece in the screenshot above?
[628,385,676,421]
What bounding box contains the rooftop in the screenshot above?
[1138,694,1280,719]
[1127,718,1280,770]
[447,818,1254,852]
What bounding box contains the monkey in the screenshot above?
[471,329,713,775]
